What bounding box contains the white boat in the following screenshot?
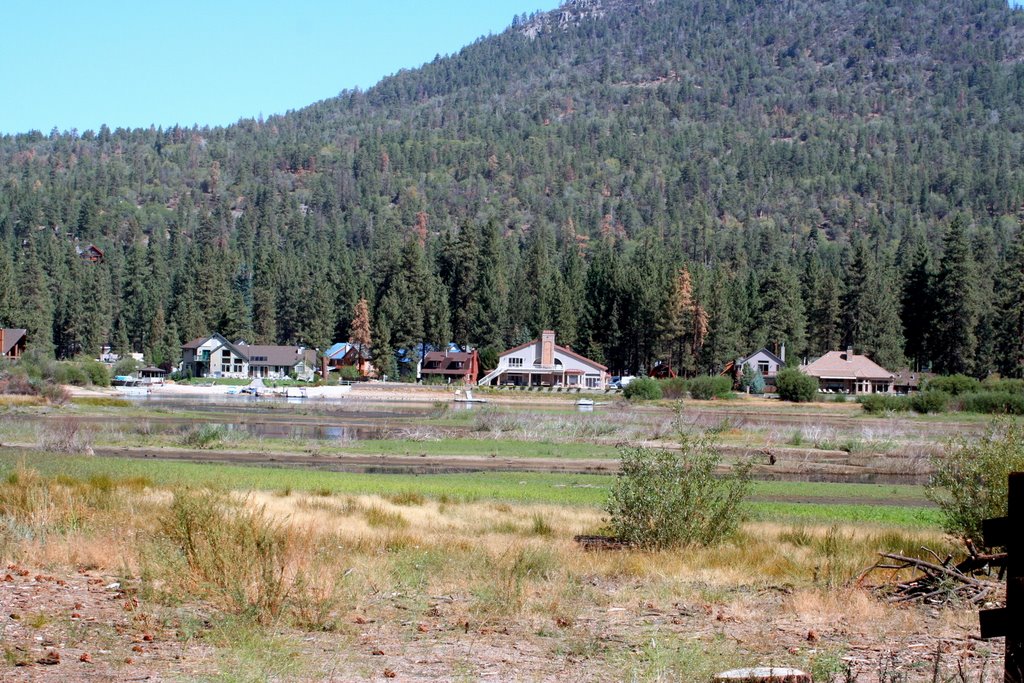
[453,388,488,404]
[575,398,595,407]
[286,387,308,399]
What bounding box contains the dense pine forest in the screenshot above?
[2,0,1024,378]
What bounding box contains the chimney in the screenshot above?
[541,330,555,367]
[0,329,4,358]
[779,342,786,364]
[845,345,853,361]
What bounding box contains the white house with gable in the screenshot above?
[478,330,608,389]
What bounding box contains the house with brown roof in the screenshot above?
[1,328,27,360]
[181,334,315,380]
[800,347,895,394]
[77,244,104,263]
[421,349,479,384]
[478,330,608,389]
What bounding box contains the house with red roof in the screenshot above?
[478,330,607,389]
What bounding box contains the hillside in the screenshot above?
[1,0,1024,377]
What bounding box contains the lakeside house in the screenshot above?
[1,328,27,360]
[323,342,376,378]
[800,347,895,394]
[420,349,479,384]
[726,347,786,387]
[478,330,608,389]
[181,334,316,380]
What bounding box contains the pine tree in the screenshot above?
[14,241,54,353]
[350,296,374,376]
[0,244,20,327]
[931,216,979,376]
[995,231,1024,378]
[757,262,806,358]
[901,242,934,370]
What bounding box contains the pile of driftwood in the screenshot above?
[858,540,1006,605]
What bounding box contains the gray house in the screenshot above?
[734,347,786,384]
[181,334,316,380]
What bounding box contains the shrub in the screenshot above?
[926,421,1024,541]
[605,433,752,549]
[960,391,1024,415]
[181,424,229,449]
[623,377,662,401]
[982,378,1024,395]
[78,359,111,387]
[858,394,910,414]
[775,368,818,402]
[922,374,980,395]
[687,375,732,400]
[658,377,689,399]
[54,363,89,387]
[909,389,949,414]
[112,357,140,377]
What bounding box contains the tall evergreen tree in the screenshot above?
[901,242,934,370]
[995,230,1024,378]
[931,216,979,376]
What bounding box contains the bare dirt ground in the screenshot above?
[1,560,1001,682]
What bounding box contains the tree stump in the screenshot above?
[713,668,811,683]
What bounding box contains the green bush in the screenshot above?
[922,374,980,395]
[981,378,1024,395]
[858,394,910,414]
[54,363,89,387]
[112,357,140,377]
[961,391,1024,415]
[181,425,230,449]
[657,377,688,399]
[687,375,732,400]
[623,377,662,401]
[927,421,1024,541]
[909,389,949,414]
[338,365,361,381]
[775,368,818,402]
[605,434,752,549]
[78,359,111,387]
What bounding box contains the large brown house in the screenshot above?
[420,349,479,384]
[800,348,895,394]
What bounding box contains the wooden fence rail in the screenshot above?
[979,472,1022,683]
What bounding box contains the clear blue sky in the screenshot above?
[0,1,560,135]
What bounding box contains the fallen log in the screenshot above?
[573,534,632,551]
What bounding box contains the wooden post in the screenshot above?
[979,472,1023,683]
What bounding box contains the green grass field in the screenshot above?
[0,450,940,528]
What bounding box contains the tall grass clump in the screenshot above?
[154,490,338,625]
[605,433,751,549]
[181,424,231,449]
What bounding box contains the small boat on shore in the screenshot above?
[453,389,488,404]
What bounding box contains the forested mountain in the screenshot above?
[2,0,1024,377]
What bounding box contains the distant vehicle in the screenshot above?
[609,375,635,390]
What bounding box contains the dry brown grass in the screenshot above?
[0,466,994,681]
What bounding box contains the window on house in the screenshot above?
[222,350,231,361]
[758,361,770,375]
[586,375,599,388]
[508,358,523,367]
[234,365,242,373]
